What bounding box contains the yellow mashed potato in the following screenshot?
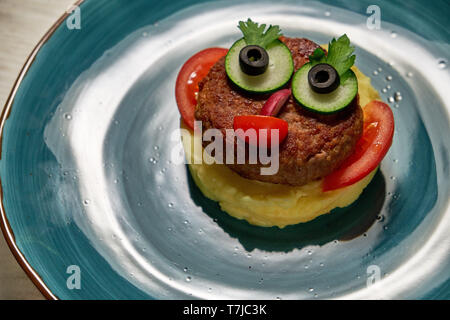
[181,65,381,228]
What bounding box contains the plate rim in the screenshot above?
[0,0,85,301]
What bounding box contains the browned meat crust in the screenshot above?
[194,37,363,186]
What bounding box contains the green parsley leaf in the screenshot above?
[238,19,282,49]
[326,34,356,76]
[309,48,327,65]
[308,34,356,80]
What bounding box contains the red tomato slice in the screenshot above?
[175,47,228,130]
[322,100,395,192]
[233,115,289,148]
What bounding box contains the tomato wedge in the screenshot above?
[322,100,395,191]
[233,115,289,148]
[175,47,228,130]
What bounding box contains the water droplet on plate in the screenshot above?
[64,113,72,120]
[324,11,331,16]
[406,72,413,78]
[83,199,90,206]
[388,97,395,103]
[390,31,397,38]
[437,59,447,69]
[386,75,393,81]
[186,276,191,282]
[373,70,379,76]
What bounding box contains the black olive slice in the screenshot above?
[239,45,269,76]
[307,63,340,94]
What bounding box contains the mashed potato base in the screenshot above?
[182,66,380,228]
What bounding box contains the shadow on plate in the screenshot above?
[187,166,386,252]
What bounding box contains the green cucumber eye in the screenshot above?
[225,38,294,94]
[292,63,358,114]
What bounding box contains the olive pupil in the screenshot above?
[239,45,269,76]
[307,63,340,94]
[247,49,262,62]
[315,70,329,83]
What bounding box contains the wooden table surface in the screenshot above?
[0,0,75,300]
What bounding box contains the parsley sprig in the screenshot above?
[238,19,282,49]
[309,34,356,82]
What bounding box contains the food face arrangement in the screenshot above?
[175,19,394,228]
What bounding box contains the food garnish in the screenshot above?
[307,63,340,94]
[233,115,288,148]
[175,47,228,130]
[323,100,394,191]
[238,44,269,76]
[292,34,358,114]
[225,19,294,93]
[237,19,282,50]
[260,89,291,116]
[309,34,356,80]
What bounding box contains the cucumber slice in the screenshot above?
[292,63,358,114]
[225,38,294,94]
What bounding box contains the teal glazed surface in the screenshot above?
[1,0,449,299]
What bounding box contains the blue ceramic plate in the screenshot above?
[1,0,449,299]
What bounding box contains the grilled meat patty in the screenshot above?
[195,36,363,186]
